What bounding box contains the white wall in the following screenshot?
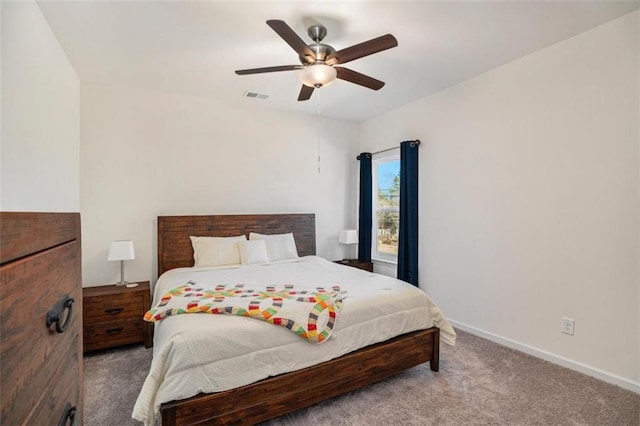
[1,0,79,211]
[81,83,358,287]
[359,12,639,389]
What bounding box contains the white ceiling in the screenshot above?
[37,1,639,122]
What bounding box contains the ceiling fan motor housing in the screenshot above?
[300,43,335,65]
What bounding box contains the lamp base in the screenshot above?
[115,260,131,286]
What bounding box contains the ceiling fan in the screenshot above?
[235,20,398,101]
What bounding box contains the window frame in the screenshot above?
[371,149,400,264]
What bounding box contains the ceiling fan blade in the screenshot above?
[326,34,398,66]
[235,65,302,75]
[266,20,316,62]
[335,67,385,90]
[298,85,314,101]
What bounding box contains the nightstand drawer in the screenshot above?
[83,317,144,351]
[83,295,144,322]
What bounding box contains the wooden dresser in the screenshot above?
[0,212,83,425]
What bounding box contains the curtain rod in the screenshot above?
[356,139,420,160]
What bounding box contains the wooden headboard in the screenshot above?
[157,214,316,276]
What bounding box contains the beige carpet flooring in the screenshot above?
[83,329,639,425]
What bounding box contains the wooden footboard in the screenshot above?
[160,327,439,425]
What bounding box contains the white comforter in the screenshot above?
[132,256,456,425]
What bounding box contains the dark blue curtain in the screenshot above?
[358,153,372,262]
[397,141,420,286]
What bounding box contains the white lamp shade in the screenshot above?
[299,64,337,88]
[338,229,359,245]
[108,240,135,261]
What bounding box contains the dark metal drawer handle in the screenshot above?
[105,307,123,315]
[46,295,74,334]
[106,327,124,335]
[57,402,77,426]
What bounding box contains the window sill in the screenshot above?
[372,257,397,266]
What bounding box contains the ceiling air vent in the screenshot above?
[243,91,269,100]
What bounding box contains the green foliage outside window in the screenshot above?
[377,172,400,256]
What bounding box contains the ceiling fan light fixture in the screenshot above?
[299,64,337,88]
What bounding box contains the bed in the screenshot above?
[133,213,455,425]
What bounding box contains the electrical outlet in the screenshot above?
[561,317,575,336]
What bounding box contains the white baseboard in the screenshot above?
[448,319,640,395]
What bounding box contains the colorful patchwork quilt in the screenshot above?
[144,282,346,343]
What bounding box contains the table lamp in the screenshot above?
[108,240,135,286]
[338,229,358,262]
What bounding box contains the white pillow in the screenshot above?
[249,232,299,261]
[237,239,270,265]
[190,235,246,266]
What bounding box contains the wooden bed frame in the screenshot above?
[156,213,440,425]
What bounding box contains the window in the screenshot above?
[372,149,400,262]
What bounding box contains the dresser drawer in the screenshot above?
[26,338,80,425]
[1,241,81,424]
[84,294,144,322]
[84,317,145,351]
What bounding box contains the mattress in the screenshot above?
[132,256,456,425]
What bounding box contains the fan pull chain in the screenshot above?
[316,87,321,174]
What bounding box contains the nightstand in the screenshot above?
[334,259,374,272]
[83,281,152,352]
